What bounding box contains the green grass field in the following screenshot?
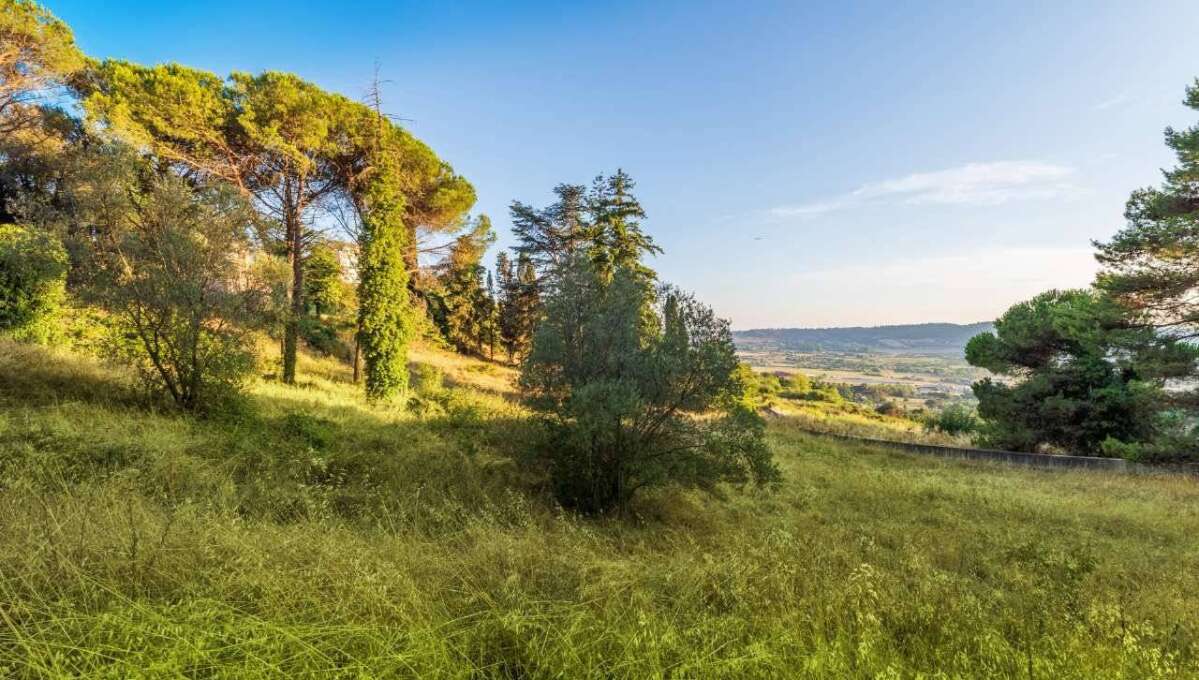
[1,340,1197,678]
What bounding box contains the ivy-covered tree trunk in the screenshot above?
[357,164,411,401]
[282,198,304,384]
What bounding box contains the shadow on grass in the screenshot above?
[0,339,143,409]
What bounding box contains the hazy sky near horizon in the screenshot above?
[47,0,1199,329]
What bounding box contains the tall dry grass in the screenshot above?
[1,340,1197,677]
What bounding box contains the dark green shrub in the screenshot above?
[875,400,902,416]
[299,315,352,361]
[923,404,979,437]
[966,289,1197,455]
[520,258,779,514]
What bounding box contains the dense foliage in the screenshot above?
[297,243,352,358]
[922,403,979,437]
[966,289,1197,456]
[77,170,264,411]
[427,216,499,357]
[0,223,65,341]
[0,0,83,136]
[80,60,473,394]
[521,257,778,513]
[495,251,540,362]
[355,152,413,400]
[510,170,661,281]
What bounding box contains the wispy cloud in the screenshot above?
[771,160,1081,218]
[1093,92,1130,111]
[788,246,1096,289]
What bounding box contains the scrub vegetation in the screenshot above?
[3,2,1199,677]
[2,340,1197,678]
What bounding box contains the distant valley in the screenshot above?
[733,322,993,355]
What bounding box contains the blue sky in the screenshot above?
[46,0,1199,328]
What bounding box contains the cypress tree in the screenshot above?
[496,251,520,362]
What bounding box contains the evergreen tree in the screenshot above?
[1096,78,1199,344]
[496,251,518,362]
[512,254,541,357]
[478,270,499,359]
[352,123,415,401]
[299,242,353,359]
[81,62,473,390]
[0,0,84,224]
[510,183,589,275]
[431,216,497,355]
[510,171,661,287]
[965,289,1197,456]
[303,243,348,318]
[587,169,661,280]
[85,64,355,383]
[496,250,541,363]
[0,0,84,138]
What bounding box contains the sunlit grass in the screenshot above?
[770,397,973,446]
[1,339,1196,677]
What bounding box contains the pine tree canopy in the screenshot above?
[1096,79,1199,339]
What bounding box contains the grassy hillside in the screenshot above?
[1,340,1197,678]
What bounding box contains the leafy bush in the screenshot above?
[520,258,779,514]
[299,244,354,360]
[923,403,979,437]
[783,382,843,403]
[78,170,265,412]
[736,364,782,409]
[0,224,66,342]
[875,400,902,416]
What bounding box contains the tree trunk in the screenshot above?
[404,223,420,298]
[352,321,362,383]
[282,195,304,384]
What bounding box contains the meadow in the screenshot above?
[1,340,1197,678]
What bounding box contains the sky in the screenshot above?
[45,0,1199,329]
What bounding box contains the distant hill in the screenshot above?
[733,322,992,355]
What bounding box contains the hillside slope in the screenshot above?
[735,322,992,354]
[0,340,1196,678]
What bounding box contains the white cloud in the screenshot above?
[771,161,1081,218]
[769,199,846,218]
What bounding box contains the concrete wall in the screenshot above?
[795,429,1155,474]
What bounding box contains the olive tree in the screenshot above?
[79,164,265,411]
